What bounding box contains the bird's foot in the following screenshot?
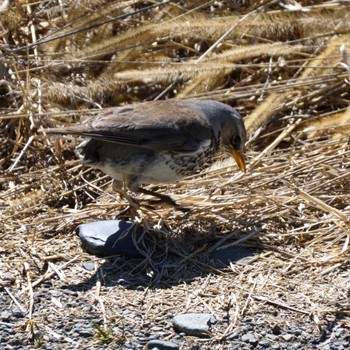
[138,187,190,213]
[112,180,190,214]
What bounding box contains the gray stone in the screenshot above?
[242,332,258,346]
[227,330,240,340]
[147,339,179,350]
[0,311,11,320]
[11,308,23,318]
[259,340,271,348]
[77,220,146,257]
[272,324,282,335]
[282,334,293,341]
[172,313,216,336]
[335,327,345,337]
[82,261,95,271]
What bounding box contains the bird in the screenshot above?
[43,99,246,210]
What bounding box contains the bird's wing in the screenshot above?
[44,102,212,153]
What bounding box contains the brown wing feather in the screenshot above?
[44,101,212,152]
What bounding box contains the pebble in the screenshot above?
[259,340,271,348]
[272,324,282,335]
[0,311,11,320]
[1,272,16,284]
[82,261,95,271]
[11,308,23,318]
[227,331,240,340]
[172,313,216,336]
[266,334,277,340]
[147,339,180,350]
[292,329,302,336]
[78,329,94,338]
[335,328,345,337]
[282,333,293,341]
[241,332,259,346]
[4,327,14,335]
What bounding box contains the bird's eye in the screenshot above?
[231,135,241,149]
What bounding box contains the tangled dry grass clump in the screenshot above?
[1,0,350,348]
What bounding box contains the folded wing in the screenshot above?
[43,102,212,153]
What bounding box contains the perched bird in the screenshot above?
[43,99,246,209]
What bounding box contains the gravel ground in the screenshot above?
[1,240,349,350]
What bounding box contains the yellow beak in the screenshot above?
[231,149,246,173]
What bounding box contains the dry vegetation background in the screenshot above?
[1,0,350,348]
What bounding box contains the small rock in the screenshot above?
[282,333,293,341]
[82,262,95,271]
[0,311,11,321]
[335,327,345,338]
[227,331,240,340]
[331,344,344,350]
[259,340,271,348]
[130,342,142,348]
[79,330,94,338]
[272,324,282,335]
[3,327,14,335]
[241,332,258,346]
[287,284,296,291]
[172,313,216,336]
[147,339,180,350]
[292,329,302,336]
[77,220,146,257]
[1,272,16,284]
[11,307,23,318]
[266,334,277,340]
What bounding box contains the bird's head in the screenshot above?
[227,132,246,173]
[217,104,247,173]
[181,99,247,172]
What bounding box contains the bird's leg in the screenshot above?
[112,179,140,212]
[137,187,190,213]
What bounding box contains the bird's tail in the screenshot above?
[39,127,81,136]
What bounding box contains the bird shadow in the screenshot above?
[64,221,263,293]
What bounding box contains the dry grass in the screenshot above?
[1,0,350,348]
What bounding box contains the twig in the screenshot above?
[206,225,264,255]
[4,287,26,315]
[250,121,301,169]
[8,135,34,172]
[20,256,79,293]
[95,268,108,329]
[251,295,310,315]
[293,186,350,226]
